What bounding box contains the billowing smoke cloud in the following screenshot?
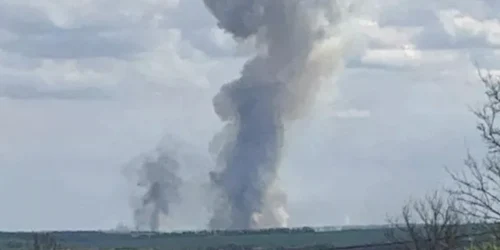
[204,0,351,230]
[123,137,182,231]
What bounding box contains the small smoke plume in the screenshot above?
[204,0,351,230]
[123,138,182,231]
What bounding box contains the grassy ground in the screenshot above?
[0,225,490,250]
[0,228,389,249]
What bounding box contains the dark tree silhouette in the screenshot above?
[385,191,464,250]
[33,233,58,250]
[448,69,500,238]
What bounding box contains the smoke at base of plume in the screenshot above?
[123,140,182,231]
[204,0,350,230]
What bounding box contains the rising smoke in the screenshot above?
[204,0,350,230]
[123,138,182,231]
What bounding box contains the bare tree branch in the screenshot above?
[386,191,464,250]
[447,69,500,239]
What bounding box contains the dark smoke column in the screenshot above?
[124,143,182,232]
[204,0,347,229]
[210,80,286,229]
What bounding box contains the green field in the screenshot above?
[0,227,392,249]
[0,225,489,250]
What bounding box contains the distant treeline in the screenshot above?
[0,227,317,241]
[126,226,317,238]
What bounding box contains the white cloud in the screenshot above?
[356,19,422,48]
[439,9,500,46]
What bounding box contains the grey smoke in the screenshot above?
[204,0,350,230]
[124,139,182,232]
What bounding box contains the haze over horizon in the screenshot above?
[1,0,499,231]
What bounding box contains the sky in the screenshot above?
[0,0,499,231]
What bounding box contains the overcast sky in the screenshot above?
[0,0,499,231]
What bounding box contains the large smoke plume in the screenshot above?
[123,137,182,231]
[204,0,350,230]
